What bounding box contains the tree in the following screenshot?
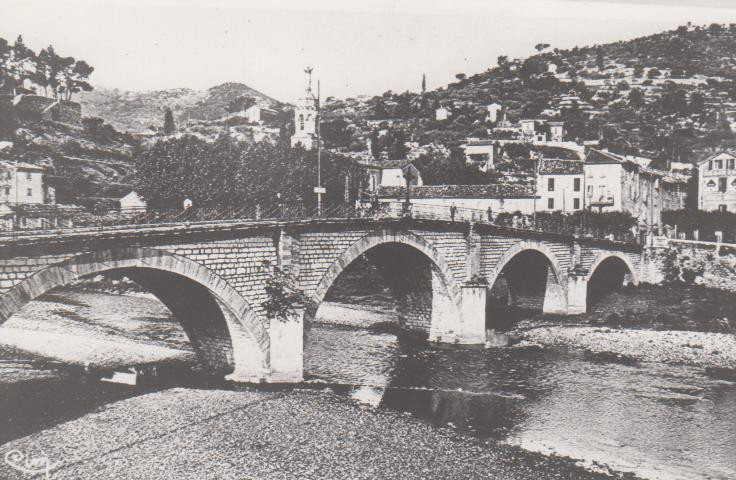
[163,108,176,135]
[629,88,645,109]
[133,135,366,209]
[647,68,662,79]
[455,73,467,82]
[226,95,256,114]
[534,43,551,52]
[633,64,644,78]
[595,46,605,71]
[421,73,426,93]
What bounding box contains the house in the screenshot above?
[375,184,538,214]
[697,150,736,212]
[0,160,48,204]
[118,191,147,213]
[536,158,584,212]
[519,119,565,143]
[486,103,502,123]
[435,107,451,121]
[584,149,688,227]
[461,139,497,172]
[361,160,423,191]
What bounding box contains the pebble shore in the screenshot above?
[515,324,736,369]
[0,387,637,480]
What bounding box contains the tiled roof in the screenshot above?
[538,158,583,175]
[377,184,535,199]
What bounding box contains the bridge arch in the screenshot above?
[586,252,639,286]
[486,240,568,325]
[586,252,638,306]
[0,247,268,378]
[311,229,463,337]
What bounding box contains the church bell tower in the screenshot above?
[290,67,318,150]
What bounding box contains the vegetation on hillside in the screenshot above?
[0,35,94,99]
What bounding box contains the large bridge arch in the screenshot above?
[310,229,463,339]
[0,247,269,378]
[486,240,569,324]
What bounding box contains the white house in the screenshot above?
[486,103,503,123]
[697,150,736,212]
[584,149,687,227]
[435,107,451,121]
[0,160,47,205]
[362,160,423,191]
[537,158,585,212]
[461,139,496,172]
[118,191,147,212]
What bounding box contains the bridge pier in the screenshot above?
[457,283,487,344]
[265,310,304,383]
[566,272,588,315]
[541,268,568,315]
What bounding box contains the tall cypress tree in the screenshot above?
[163,107,175,135]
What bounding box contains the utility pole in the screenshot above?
[316,78,323,216]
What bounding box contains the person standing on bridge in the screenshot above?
[450,203,457,222]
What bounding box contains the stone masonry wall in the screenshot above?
[645,242,736,292]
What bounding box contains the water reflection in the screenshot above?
[306,324,736,480]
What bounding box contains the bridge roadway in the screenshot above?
[0,213,646,382]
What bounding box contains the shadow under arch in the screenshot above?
[309,229,463,337]
[486,241,568,329]
[586,253,639,306]
[0,247,269,376]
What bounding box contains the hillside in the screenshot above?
[80,82,284,134]
[321,22,736,165]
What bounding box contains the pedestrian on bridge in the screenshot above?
[450,203,457,222]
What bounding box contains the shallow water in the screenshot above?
[0,289,735,480]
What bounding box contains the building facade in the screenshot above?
[461,139,496,171]
[0,160,46,204]
[536,158,584,212]
[584,149,687,227]
[697,150,736,212]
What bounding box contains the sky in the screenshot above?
[2,0,736,102]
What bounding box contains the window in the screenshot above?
[719,205,728,212]
[708,160,713,170]
[26,188,32,197]
[298,114,304,131]
[573,198,580,209]
[729,159,736,170]
[573,178,581,192]
[5,171,10,180]
[548,178,555,192]
[719,177,728,193]
[548,198,554,209]
[716,160,724,169]
[3,187,8,195]
[26,172,32,180]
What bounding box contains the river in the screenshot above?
[1,288,735,480]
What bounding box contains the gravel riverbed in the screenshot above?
[0,387,637,480]
[514,324,736,369]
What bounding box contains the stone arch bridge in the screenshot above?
[0,217,644,382]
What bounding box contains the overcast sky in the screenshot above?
[2,0,736,102]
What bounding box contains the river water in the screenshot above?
[1,289,735,480]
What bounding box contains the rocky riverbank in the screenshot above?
[0,387,639,480]
[513,323,736,370]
